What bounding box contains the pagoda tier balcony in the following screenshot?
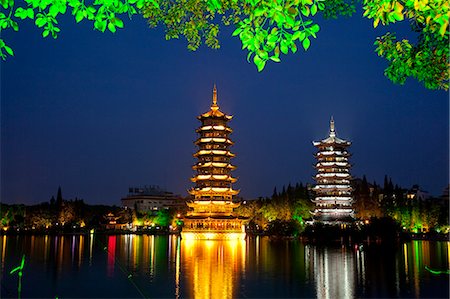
[186,200,240,210]
[191,175,237,183]
[316,158,349,163]
[314,177,351,183]
[315,170,351,174]
[314,190,352,196]
[315,181,351,187]
[194,150,236,157]
[195,137,234,145]
[314,173,351,179]
[189,187,240,196]
[195,168,233,175]
[198,146,230,152]
[314,196,353,201]
[313,184,352,189]
[194,182,232,189]
[313,140,351,147]
[193,162,236,170]
[199,132,230,139]
[315,150,350,157]
[196,125,233,133]
[313,208,354,214]
[314,145,350,152]
[314,190,352,195]
[312,199,354,205]
[315,162,351,168]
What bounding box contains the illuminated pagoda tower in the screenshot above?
[312,117,354,223]
[181,85,245,240]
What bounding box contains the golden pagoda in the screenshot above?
[181,85,246,240]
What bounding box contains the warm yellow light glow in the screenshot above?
[193,162,236,169]
[199,125,230,131]
[195,150,235,157]
[181,231,246,240]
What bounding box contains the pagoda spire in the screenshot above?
[329,116,336,137]
[212,84,218,110]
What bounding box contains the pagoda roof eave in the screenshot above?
[197,110,233,120]
[313,136,351,146]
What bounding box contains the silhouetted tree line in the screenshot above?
[0,187,128,232]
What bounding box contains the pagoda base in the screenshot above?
[181,230,246,240]
[181,216,246,240]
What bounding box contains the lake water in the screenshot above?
[1,234,449,298]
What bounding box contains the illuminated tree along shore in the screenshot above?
[0,0,448,89]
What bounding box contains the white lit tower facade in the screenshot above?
[312,117,354,223]
[181,85,245,240]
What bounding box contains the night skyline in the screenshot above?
[1,11,448,205]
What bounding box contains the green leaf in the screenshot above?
[310,24,320,33]
[280,40,288,54]
[270,56,281,62]
[75,10,83,23]
[14,7,25,18]
[257,49,268,60]
[300,6,310,17]
[274,45,280,56]
[232,27,242,37]
[26,8,34,19]
[311,4,317,15]
[42,29,49,37]
[273,11,285,25]
[35,17,46,27]
[302,37,310,50]
[4,45,13,56]
[299,31,306,41]
[254,7,265,17]
[291,43,297,53]
[393,11,404,21]
[246,51,252,63]
[49,5,59,16]
[108,22,116,33]
[112,17,123,28]
[11,21,19,31]
[253,54,266,72]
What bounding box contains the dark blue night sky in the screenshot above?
[1,10,448,204]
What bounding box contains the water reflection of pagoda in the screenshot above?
[312,117,354,223]
[181,86,245,240]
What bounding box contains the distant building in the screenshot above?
[406,184,431,202]
[121,185,185,212]
[312,117,354,224]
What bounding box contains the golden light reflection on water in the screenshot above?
[1,235,6,273]
[181,238,246,299]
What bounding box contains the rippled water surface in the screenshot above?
[1,235,448,298]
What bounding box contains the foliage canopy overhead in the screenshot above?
[0,0,448,90]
